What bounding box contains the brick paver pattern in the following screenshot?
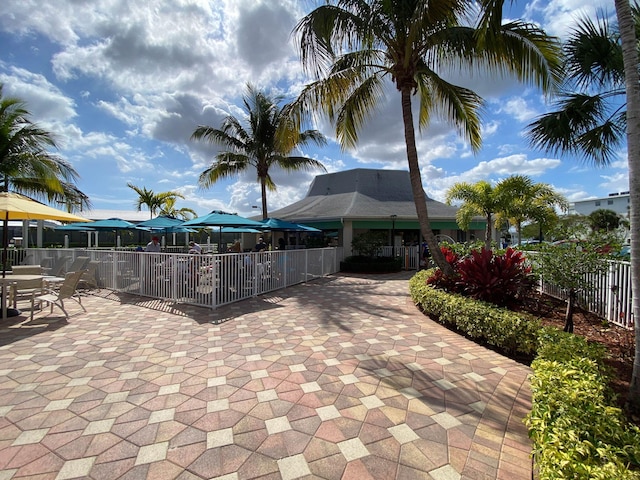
[0,272,532,479]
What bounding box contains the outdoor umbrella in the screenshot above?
[136,215,185,231]
[258,217,321,232]
[60,217,138,248]
[0,192,91,316]
[183,210,264,252]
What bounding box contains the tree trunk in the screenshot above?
[260,178,268,220]
[485,213,492,250]
[615,0,640,413]
[563,289,576,333]
[400,87,453,275]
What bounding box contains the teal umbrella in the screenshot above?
[183,211,264,252]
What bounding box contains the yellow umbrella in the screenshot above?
[0,192,92,317]
[0,192,89,222]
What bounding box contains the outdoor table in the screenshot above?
[0,274,46,319]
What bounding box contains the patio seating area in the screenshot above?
[0,271,532,479]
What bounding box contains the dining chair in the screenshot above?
[30,269,87,321]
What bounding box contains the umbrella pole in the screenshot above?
[2,212,8,278]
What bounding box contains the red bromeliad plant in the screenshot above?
[427,246,536,308]
[426,246,461,292]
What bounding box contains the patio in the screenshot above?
[0,272,532,479]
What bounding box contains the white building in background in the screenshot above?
[570,191,630,218]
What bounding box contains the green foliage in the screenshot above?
[410,270,540,356]
[526,329,640,479]
[351,231,387,258]
[589,209,623,232]
[410,270,640,479]
[530,240,612,301]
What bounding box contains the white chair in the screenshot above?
[31,269,87,321]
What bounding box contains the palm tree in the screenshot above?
[127,183,184,219]
[445,181,503,250]
[0,84,90,210]
[614,0,640,412]
[159,197,196,220]
[522,2,640,410]
[191,83,327,220]
[494,175,568,246]
[290,0,562,273]
[525,10,632,165]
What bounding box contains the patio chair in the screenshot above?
[9,275,46,309]
[19,253,34,265]
[30,269,87,321]
[43,255,71,277]
[66,256,90,274]
[78,261,100,289]
[10,265,44,275]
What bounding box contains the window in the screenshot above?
[608,200,614,205]
[595,201,601,206]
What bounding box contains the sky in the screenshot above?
[0,0,624,221]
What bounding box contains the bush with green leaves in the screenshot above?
[410,270,640,479]
[350,231,387,257]
[526,329,640,479]
[410,270,540,356]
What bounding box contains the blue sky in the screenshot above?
[0,0,624,220]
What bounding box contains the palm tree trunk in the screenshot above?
[400,87,453,275]
[260,179,268,220]
[485,213,492,250]
[615,0,640,413]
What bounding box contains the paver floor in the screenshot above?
[0,272,532,479]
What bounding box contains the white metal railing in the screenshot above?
[533,256,634,329]
[379,245,421,270]
[15,247,344,309]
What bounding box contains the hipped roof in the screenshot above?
[269,168,459,222]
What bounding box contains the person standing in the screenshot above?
[146,236,161,252]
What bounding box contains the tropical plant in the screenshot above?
[191,83,327,220]
[445,180,503,250]
[0,84,89,210]
[531,240,611,333]
[614,0,640,413]
[127,183,183,219]
[588,208,625,232]
[523,1,640,411]
[290,0,562,274]
[159,197,196,220]
[494,175,568,246]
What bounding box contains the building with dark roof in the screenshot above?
[269,168,485,255]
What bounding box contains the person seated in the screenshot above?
[254,237,268,252]
[188,241,202,253]
[228,240,242,253]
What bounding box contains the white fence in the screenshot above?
[538,259,634,329]
[12,247,343,309]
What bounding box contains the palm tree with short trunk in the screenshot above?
[127,183,183,219]
[191,83,327,220]
[494,175,568,246]
[445,181,503,250]
[290,0,562,273]
[159,197,196,220]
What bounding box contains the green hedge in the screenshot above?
[409,269,640,479]
[408,269,540,356]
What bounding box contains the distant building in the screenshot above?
[571,192,630,218]
[268,168,485,255]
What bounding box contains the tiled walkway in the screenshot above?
[0,272,532,479]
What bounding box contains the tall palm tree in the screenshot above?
[159,197,196,220]
[523,2,640,410]
[614,0,640,412]
[494,175,568,246]
[0,84,90,210]
[445,180,503,250]
[127,183,183,219]
[526,10,633,165]
[290,0,562,273]
[191,83,327,220]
